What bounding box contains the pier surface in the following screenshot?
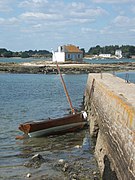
[84,73,135,179]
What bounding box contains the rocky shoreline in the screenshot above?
[23,153,100,180]
[0,61,135,74]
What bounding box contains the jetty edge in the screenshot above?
[84,73,135,179]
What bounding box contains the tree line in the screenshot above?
[87,45,135,58]
[1,45,135,58]
[0,48,51,58]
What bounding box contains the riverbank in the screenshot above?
[0,61,135,74]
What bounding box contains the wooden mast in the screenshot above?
[56,61,75,114]
[52,50,75,114]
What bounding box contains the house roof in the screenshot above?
[64,44,83,53]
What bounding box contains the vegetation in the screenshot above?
[21,52,30,58]
[80,48,85,57]
[0,48,51,58]
[0,45,135,58]
[87,45,135,58]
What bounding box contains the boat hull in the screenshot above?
[19,112,87,138]
[28,121,86,137]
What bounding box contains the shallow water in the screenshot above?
[116,71,135,83]
[1,129,99,180]
[0,71,134,179]
[84,58,135,64]
[0,73,100,179]
[0,57,51,63]
[0,57,135,64]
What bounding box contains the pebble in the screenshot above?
[62,163,69,172]
[72,173,78,179]
[74,145,81,148]
[31,154,44,162]
[58,159,65,164]
[26,173,31,178]
[93,171,97,175]
[24,153,45,168]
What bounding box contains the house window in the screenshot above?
[68,54,70,59]
[78,54,80,58]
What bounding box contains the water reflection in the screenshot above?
[19,129,88,155]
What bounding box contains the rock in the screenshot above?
[53,159,66,171]
[31,154,45,162]
[72,173,78,179]
[58,159,65,164]
[24,154,45,168]
[94,176,99,180]
[26,173,31,178]
[93,171,97,175]
[1,62,135,74]
[74,145,81,148]
[62,163,69,172]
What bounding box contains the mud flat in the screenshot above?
[0,61,135,74]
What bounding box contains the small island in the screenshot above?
[0,45,135,74]
[0,60,135,74]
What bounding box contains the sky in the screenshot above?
[0,0,135,52]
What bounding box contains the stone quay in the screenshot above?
[84,73,135,179]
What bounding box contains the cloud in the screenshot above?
[131,6,135,13]
[0,17,4,23]
[70,7,107,18]
[112,16,135,27]
[18,1,107,27]
[0,0,14,12]
[1,0,134,51]
[130,29,135,32]
[92,0,135,3]
[20,12,62,21]
[81,27,98,33]
[32,24,42,28]
[0,17,19,25]
[19,0,48,8]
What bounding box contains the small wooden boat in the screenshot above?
[17,53,87,139]
[18,112,87,138]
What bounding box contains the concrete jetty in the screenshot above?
[84,73,135,179]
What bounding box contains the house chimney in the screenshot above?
[58,46,62,52]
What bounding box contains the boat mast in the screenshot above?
[56,61,75,114]
[52,50,75,114]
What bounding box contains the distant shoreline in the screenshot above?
[0,61,135,74]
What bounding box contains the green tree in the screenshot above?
[80,48,85,57]
[3,51,13,57]
[21,52,30,58]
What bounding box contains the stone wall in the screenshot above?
[84,73,135,180]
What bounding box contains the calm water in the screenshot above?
[0,57,51,63]
[116,71,135,83]
[84,58,135,64]
[0,57,135,64]
[0,73,100,180]
[0,71,135,180]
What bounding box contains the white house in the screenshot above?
[115,50,122,58]
[52,44,83,62]
[99,54,111,58]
